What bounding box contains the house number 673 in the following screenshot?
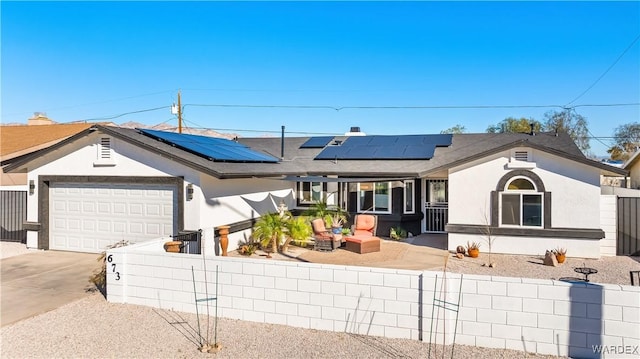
[107,254,121,281]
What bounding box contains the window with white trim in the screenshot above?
[404,180,415,214]
[500,177,542,227]
[357,182,391,213]
[298,182,323,204]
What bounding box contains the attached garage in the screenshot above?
[49,182,177,253]
[33,176,184,253]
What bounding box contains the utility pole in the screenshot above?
[177,90,183,133]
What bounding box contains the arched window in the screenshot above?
[501,177,543,227]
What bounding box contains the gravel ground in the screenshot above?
[0,292,564,359]
[434,252,640,286]
[4,242,636,358]
[0,242,35,259]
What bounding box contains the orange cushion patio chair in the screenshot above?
[312,218,334,251]
[352,214,377,237]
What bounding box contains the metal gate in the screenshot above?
[617,197,640,256]
[425,202,448,233]
[1,190,27,243]
[172,230,202,254]
[424,179,448,232]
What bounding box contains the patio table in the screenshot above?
[574,267,598,282]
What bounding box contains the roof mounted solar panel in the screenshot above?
[314,134,451,160]
[300,136,335,148]
[139,129,279,163]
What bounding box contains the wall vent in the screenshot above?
[100,137,112,159]
[514,151,529,162]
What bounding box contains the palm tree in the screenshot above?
[283,216,312,252]
[252,212,289,255]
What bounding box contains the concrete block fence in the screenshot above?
[108,239,640,358]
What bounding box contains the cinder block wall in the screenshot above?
[108,242,640,358]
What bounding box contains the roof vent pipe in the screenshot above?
[344,126,366,136]
[280,125,285,160]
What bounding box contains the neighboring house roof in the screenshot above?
[623,150,640,170]
[0,123,93,161]
[3,125,627,179]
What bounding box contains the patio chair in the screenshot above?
[631,270,640,286]
[312,218,334,251]
[352,214,377,237]
[344,214,380,254]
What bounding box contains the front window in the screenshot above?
[404,180,415,214]
[358,182,391,213]
[500,177,542,227]
[298,182,323,204]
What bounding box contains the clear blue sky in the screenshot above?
[2,1,639,157]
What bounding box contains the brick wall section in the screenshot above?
[108,241,640,358]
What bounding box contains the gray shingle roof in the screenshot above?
[4,125,627,178]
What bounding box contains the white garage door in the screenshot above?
[50,182,176,253]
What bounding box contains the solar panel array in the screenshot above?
[300,136,335,148]
[314,134,452,160]
[139,129,279,163]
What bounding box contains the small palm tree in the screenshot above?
[252,212,289,255]
[303,200,349,228]
[283,216,313,252]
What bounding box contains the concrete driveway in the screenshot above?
[1,250,101,327]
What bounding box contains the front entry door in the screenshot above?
[424,179,448,232]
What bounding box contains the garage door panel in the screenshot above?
[68,219,81,230]
[113,221,126,233]
[129,203,144,215]
[146,223,161,235]
[50,182,176,253]
[82,202,95,213]
[68,201,81,212]
[97,202,110,213]
[97,221,110,232]
[146,203,161,216]
[83,219,96,231]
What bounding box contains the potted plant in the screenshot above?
[390,226,408,241]
[303,200,348,234]
[554,247,567,264]
[466,241,481,258]
[328,210,348,234]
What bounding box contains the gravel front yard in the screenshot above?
[3,241,637,358]
[434,251,640,286]
[1,292,564,359]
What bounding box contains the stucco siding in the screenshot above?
[448,148,601,230]
[630,164,640,189]
[23,131,293,251]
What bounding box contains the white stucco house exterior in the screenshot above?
[3,125,626,258]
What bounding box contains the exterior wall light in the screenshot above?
[186,184,194,201]
[29,180,35,195]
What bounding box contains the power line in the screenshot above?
[184,102,640,111]
[84,106,171,121]
[72,101,640,124]
[565,34,640,106]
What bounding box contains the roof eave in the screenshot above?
[419,139,628,177]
